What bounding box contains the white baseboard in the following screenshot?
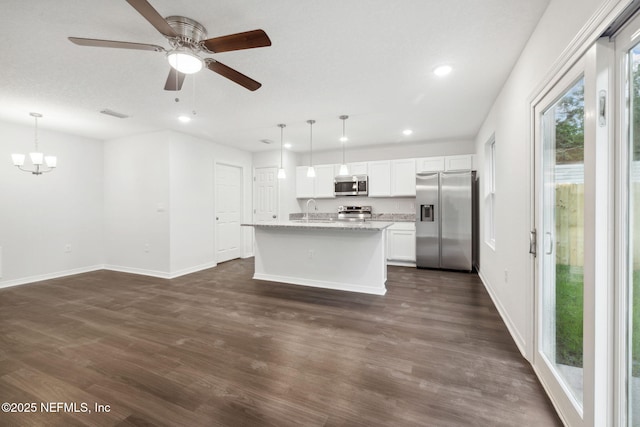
[0,265,104,289]
[477,269,528,360]
[0,260,221,289]
[253,273,387,296]
[387,260,416,267]
[103,264,171,279]
[167,261,217,279]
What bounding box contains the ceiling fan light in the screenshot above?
[11,153,25,166]
[167,49,203,74]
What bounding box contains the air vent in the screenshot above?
[100,109,129,119]
[260,139,274,145]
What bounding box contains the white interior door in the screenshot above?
[254,167,278,223]
[216,163,242,263]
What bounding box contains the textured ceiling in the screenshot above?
[0,0,550,153]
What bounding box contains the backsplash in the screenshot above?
[295,196,416,217]
[289,212,415,222]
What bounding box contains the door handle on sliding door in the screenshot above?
[545,232,553,255]
[529,230,536,256]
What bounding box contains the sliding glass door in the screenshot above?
[616,16,640,426]
[533,39,613,426]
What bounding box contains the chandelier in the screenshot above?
[11,112,57,175]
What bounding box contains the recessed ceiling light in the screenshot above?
[178,115,191,123]
[433,65,453,77]
[402,129,413,136]
[284,143,292,149]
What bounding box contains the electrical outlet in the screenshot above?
[65,244,72,253]
[504,270,508,283]
[308,249,314,259]
[144,244,150,253]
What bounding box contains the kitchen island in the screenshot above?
[241,220,393,295]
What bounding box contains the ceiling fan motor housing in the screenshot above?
[165,16,207,50]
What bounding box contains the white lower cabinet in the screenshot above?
[387,222,416,266]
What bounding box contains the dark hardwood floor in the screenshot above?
[0,259,561,426]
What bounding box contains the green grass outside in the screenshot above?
[556,267,640,376]
[555,264,584,368]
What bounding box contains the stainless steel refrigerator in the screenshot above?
[416,171,477,271]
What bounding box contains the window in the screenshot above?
[485,135,496,249]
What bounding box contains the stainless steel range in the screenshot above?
[337,206,372,221]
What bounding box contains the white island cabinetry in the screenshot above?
[242,221,393,295]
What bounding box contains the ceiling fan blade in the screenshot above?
[206,60,262,91]
[69,37,165,52]
[126,0,178,38]
[164,68,186,91]
[202,29,271,53]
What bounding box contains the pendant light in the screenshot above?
[11,112,57,175]
[306,119,316,178]
[277,123,286,179]
[338,115,349,176]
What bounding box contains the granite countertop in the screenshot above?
[288,213,415,222]
[241,220,394,231]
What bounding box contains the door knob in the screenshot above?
[216,217,219,220]
[272,215,277,218]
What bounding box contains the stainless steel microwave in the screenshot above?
[334,175,368,196]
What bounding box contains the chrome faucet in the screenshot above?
[305,198,317,222]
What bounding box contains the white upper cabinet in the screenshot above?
[369,159,416,197]
[444,154,475,171]
[347,162,368,175]
[295,166,314,198]
[391,159,416,196]
[314,164,337,198]
[416,156,445,173]
[416,154,476,173]
[367,161,392,197]
[295,164,337,198]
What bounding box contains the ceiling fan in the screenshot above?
[68,0,271,91]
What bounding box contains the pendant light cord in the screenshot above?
[279,124,285,168]
[34,115,39,151]
[342,118,346,164]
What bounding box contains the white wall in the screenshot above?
[300,138,475,166]
[473,0,623,358]
[169,133,215,275]
[0,120,104,287]
[172,131,254,267]
[103,131,171,276]
[104,130,254,278]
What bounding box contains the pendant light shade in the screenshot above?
[277,123,286,179]
[338,115,349,176]
[306,119,316,178]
